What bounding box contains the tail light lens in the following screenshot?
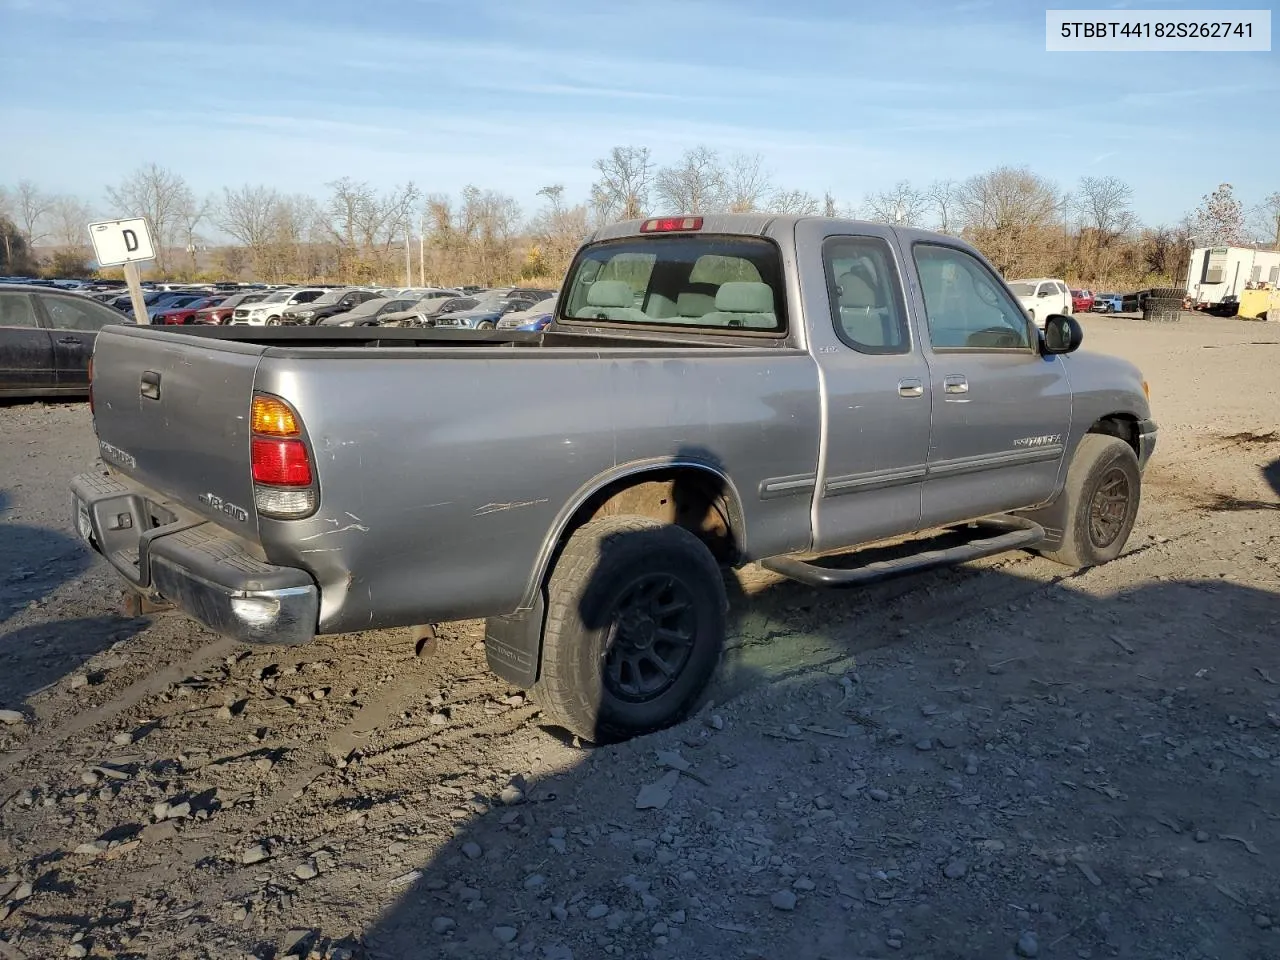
[249,393,317,519]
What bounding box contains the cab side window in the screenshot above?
[913,244,1033,351]
[823,237,910,354]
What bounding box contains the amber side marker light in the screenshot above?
[251,394,300,436]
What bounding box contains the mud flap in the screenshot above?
[1013,497,1068,549]
[484,591,546,689]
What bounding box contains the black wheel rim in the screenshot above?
[1088,466,1131,548]
[602,574,698,703]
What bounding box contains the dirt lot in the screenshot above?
[1,313,1278,960]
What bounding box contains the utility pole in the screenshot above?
[404,222,412,289]
[419,212,426,287]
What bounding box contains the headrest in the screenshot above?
[676,291,716,317]
[586,280,635,308]
[838,271,880,310]
[715,281,773,314]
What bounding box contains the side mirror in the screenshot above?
[1042,314,1083,355]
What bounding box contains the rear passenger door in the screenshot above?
[795,220,932,551]
[0,291,54,394]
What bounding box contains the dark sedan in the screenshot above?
[0,286,130,398]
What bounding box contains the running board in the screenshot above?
[759,516,1045,589]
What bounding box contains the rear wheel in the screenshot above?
[532,516,727,743]
[1038,434,1141,569]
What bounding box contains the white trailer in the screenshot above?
[1186,246,1280,305]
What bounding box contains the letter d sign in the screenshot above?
[123,229,139,253]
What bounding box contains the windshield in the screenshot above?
[1007,282,1036,296]
[263,291,290,303]
[562,234,785,331]
[308,290,349,306]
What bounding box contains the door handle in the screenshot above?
[57,336,81,344]
[140,370,161,401]
[943,375,969,394]
[898,378,924,398]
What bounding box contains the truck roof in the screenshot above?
[588,214,971,250]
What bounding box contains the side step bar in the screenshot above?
[759,516,1045,589]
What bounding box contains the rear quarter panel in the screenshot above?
[254,346,821,632]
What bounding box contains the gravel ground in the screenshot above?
[1,313,1278,960]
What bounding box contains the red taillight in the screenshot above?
[251,438,313,486]
[640,216,703,233]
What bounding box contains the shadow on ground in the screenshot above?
[355,553,1280,960]
[0,489,137,709]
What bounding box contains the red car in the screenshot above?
[1071,289,1094,312]
[156,296,226,325]
[193,291,266,324]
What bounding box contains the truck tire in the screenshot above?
[1038,434,1141,570]
[533,515,727,743]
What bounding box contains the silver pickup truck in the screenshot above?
[71,214,1157,742]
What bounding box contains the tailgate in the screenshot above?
[91,326,266,533]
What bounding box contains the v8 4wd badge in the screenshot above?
[198,492,249,523]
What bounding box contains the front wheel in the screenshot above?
[266,316,280,326]
[532,516,727,743]
[477,320,496,330]
[1038,434,1141,569]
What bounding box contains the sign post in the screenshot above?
[87,217,157,325]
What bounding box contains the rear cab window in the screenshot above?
[561,234,786,334]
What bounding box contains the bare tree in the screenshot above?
[48,195,96,251]
[654,146,724,215]
[16,180,52,247]
[954,166,1063,275]
[217,185,280,272]
[927,179,958,233]
[175,189,212,274]
[531,184,590,278]
[863,180,930,226]
[1074,176,1136,241]
[1189,183,1248,247]
[106,164,191,272]
[722,153,773,213]
[590,146,653,223]
[1250,192,1280,249]
[767,189,822,215]
[376,182,422,251]
[325,177,378,251]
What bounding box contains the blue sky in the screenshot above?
[1,0,1276,229]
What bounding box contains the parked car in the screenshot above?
[377,296,466,327]
[1007,278,1073,326]
[279,288,383,325]
[194,292,266,325]
[231,288,328,325]
[1092,292,1123,314]
[0,284,129,397]
[433,296,538,330]
[147,294,212,323]
[496,295,559,331]
[317,297,422,326]
[156,297,228,325]
[73,213,1156,743]
[1071,289,1094,312]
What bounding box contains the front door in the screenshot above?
[907,242,1072,527]
[0,291,53,394]
[795,220,932,551]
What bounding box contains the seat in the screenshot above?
[836,269,897,348]
[700,281,777,329]
[671,290,716,323]
[575,280,646,322]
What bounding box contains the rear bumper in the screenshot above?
[1138,418,1158,470]
[71,471,318,645]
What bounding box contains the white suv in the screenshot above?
[1007,278,1072,327]
[231,288,327,326]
